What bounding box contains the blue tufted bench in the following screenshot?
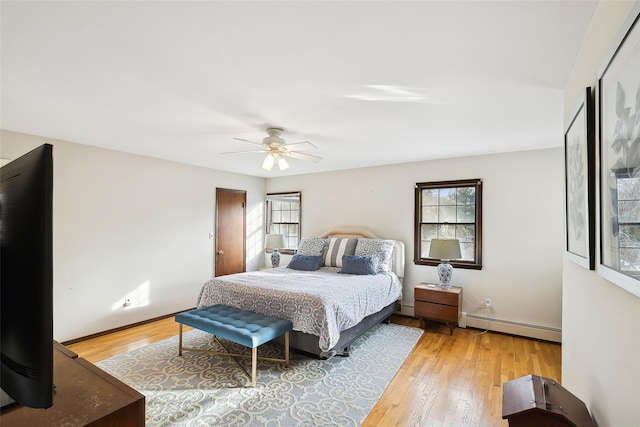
[175,304,293,387]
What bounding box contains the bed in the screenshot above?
[196,228,405,358]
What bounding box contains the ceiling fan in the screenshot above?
[223,128,322,171]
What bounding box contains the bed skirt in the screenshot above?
[274,300,400,359]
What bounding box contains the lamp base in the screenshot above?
[437,260,453,288]
[271,249,281,268]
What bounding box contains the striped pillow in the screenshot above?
[324,237,358,267]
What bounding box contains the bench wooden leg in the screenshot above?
[284,332,289,368]
[178,324,183,356]
[251,347,257,387]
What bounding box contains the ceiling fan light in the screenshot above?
[262,153,275,170]
[278,156,289,170]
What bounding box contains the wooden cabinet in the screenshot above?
[414,284,462,335]
[0,342,145,426]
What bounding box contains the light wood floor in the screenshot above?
[67,315,561,427]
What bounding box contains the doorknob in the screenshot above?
[217,250,224,255]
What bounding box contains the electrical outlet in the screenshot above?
[484,298,492,307]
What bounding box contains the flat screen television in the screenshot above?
[0,144,54,409]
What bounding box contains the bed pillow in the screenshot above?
[297,237,328,256]
[324,237,358,267]
[339,255,378,275]
[287,254,324,271]
[355,238,395,273]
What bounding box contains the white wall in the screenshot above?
[562,2,640,426]
[1,130,265,342]
[266,148,564,341]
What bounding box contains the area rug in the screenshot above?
[96,322,422,426]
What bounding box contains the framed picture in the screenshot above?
[597,4,640,297]
[565,87,595,270]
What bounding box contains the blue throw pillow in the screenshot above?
[339,255,378,275]
[287,254,323,271]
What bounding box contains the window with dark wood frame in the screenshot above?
[414,179,482,269]
[266,191,301,255]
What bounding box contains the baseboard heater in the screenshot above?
[399,304,561,343]
[463,312,561,343]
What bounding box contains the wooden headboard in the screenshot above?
[318,227,405,283]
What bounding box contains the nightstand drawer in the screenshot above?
[415,301,459,323]
[415,286,459,305]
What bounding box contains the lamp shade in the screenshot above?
[265,234,285,249]
[262,153,275,170]
[428,238,462,260]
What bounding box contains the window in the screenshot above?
[266,192,301,254]
[414,179,482,269]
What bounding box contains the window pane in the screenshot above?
[456,224,475,243]
[439,224,456,239]
[457,206,475,222]
[423,189,438,205]
[457,187,476,205]
[421,224,438,241]
[421,240,431,258]
[439,206,457,222]
[422,206,438,222]
[460,242,475,261]
[439,188,456,205]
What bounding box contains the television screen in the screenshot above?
[0,144,54,409]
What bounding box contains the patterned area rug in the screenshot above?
[96,323,422,426]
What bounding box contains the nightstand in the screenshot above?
[414,283,462,335]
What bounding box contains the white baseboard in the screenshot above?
[401,304,561,343]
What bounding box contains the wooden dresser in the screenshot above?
[0,342,145,426]
[414,283,462,335]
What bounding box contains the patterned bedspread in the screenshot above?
[196,267,402,352]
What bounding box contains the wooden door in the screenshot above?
[215,188,246,277]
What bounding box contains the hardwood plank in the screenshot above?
[67,314,561,426]
[67,317,192,364]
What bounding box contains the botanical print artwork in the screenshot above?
[566,105,587,258]
[610,82,640,173]
[599,9,640,295]
[602,67,640,272]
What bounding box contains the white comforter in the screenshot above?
[196,266,402,352]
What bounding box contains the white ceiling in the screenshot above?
[1,1,597,178]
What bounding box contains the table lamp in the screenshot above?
[428,238,462,288]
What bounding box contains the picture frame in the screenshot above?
[597,4,640,297]
[565,87,595,270]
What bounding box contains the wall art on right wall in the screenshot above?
[598,3,640,297]
[565,87,596,270]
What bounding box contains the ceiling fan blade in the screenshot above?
[285,141,317,150]
[233,138,265,148]
[284,151,322,163]
[221,149,268,155]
